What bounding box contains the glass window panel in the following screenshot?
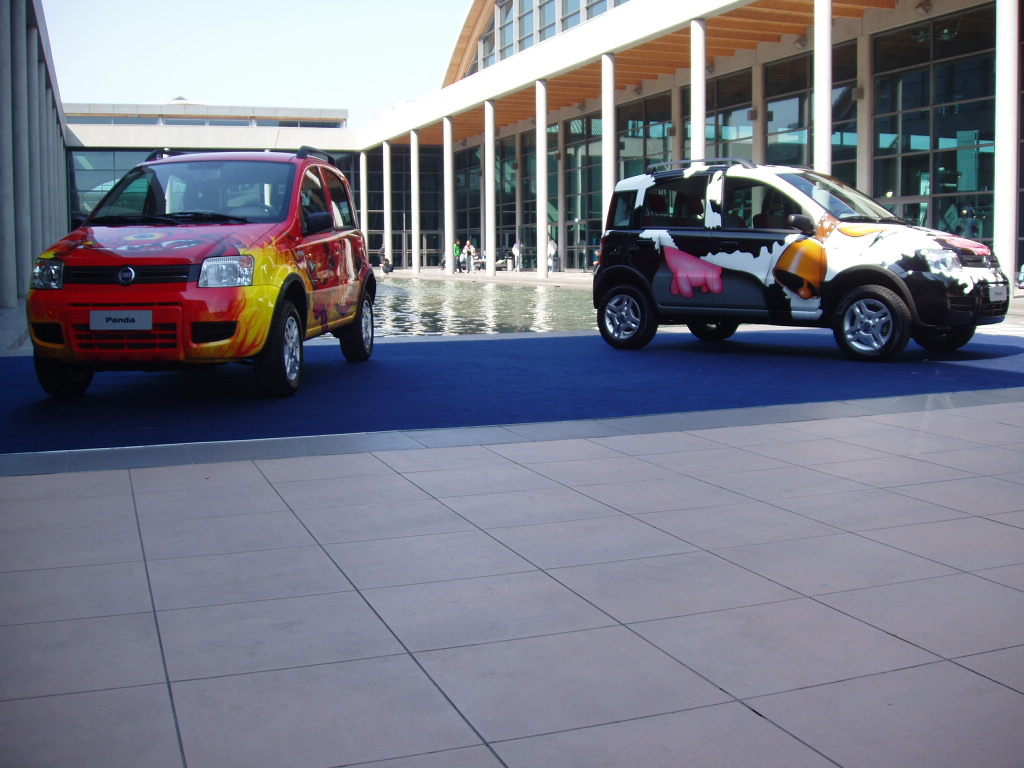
[646,92,671,123]
[935,56,995,103]
[934,5,995,61]
[900,153,932,196]
[73,151,114,171]
[933,148,994,194]
[765,56,809,98]
[832,84,857,122]
[715,70,751,109]
[874,23,931,73]
[873,157,899,198]
[934,99,994,149]
[901,109,932,152]
[767,95,805,133]
[833,41,857,83]
[833,121,858,163]
[766,130,808,166]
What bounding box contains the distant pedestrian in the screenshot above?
[464,239,477,272]
[512,240,521,271]
[547,237,558,272]
[453,240,463,273]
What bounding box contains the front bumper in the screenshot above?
[27,283,278,366]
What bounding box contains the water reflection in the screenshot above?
[372,278,596,337]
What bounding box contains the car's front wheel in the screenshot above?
[255,299,303,397]
[912,325,976,351]
[832,285,910,361]
[34,356,93,398]
[338,294,374,362]
[597,285,658,349]
[686,320,739,342]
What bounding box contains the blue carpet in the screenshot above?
[3,329,1024,454]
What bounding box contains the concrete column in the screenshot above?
[443,116,456,275]
[556,118,566,272]
[484,99,497,275]
[670,85,683,162]
[751,63,766,164]
[1,2,17,306]
[28,33,42,258]
[994,0,1020,270]
[813,0,832,173]
[514,131,522,271]
[410,129,421,273]
[12,0,31,298]
[359,151,369,239]
[536,79,549,279]
[601,53,617,235]
[856,33,872,194]
[690,19,707,161]
[382,141,392,265]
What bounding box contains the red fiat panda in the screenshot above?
[27,147,375,397]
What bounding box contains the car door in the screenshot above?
[322,166,365,323]
[639,174,720,311]
[297,167,342,336]
[709,173,813,312]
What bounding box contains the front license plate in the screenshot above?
[90,310,153,331]
[989,284,1008,303]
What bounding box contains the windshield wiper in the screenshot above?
[88,214,178,226]
[166,211,250,224]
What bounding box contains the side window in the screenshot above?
[723,179,807,229]
[323,169,356,229]
[642,176,709,228]
[300,169,329,224]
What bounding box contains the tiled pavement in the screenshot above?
[2,389,1024,767]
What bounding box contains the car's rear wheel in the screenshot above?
[255,299,303,396]
[833,285,910,361]
[686,320,739,342]
[34,355,93,398]
[597,284,658,349]
[912,325,976,351]
[338,294,374,362]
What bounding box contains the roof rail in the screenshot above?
[296,145,337,167]
[145,148,189,161]
[646,157,757,174]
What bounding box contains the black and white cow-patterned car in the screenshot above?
[593,158,1009,361]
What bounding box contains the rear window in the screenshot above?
[607,191,636,229]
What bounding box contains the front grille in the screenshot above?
[70,323,179,351]
[64,265,197,284]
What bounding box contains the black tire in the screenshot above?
[912,325,976,351]
[339,294,374,362]
[255,299,303,397]
[597,284,658,349]
[33,355,93,398]
[686,320,739,342]
[832,285,911,361]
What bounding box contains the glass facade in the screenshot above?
[872,4,996,243]
[563,116,603,270]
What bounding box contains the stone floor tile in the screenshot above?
[861,516,1024,571]
[296,498,474,544]
[441,486,621,529]
[158,592,402,680]
[325,530,534,588]
[147,545,352,610]
[0,685,182,768]
[416,626,730,742]
[753,662,1024,768]
[364,571,612,651]
[820,572,1024,658]
[493,703,834,768]
[172,656,480,768]
[139,510,313,560]
[0,561,151,624]
[633,598,937,698]
[716,532,955,595]
[551,551,797,623]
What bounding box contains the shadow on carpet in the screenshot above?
[4,329,1024,454]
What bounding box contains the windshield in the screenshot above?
[781,171,898,222]
[90,159,296,225]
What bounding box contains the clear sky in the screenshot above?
[40,0,473,127]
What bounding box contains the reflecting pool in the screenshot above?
[371,277,597,337]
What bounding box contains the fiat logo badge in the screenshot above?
[116,266,136,286]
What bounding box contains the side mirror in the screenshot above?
[303,211,333,236]
[787,214,815,235]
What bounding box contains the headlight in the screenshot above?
[31,258,64,289]
[918,248,961,273]
[198,254,254,287]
